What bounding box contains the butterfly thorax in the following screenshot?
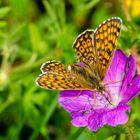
[96,83,105,93]
[69,64,105,92]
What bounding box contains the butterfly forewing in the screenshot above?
[73,30,97,69]
[94,17,122,80]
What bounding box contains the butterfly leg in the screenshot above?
[93,91,97,105]
[69,90,83,103]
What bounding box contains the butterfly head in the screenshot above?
[96,83,105,93]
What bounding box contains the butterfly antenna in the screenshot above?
[104,80,123,86]
[102,89,115,106]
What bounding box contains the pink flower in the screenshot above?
[59,49,140,131]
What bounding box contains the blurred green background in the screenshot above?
[0,0,140,140]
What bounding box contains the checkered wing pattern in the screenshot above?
[94,17,122,80]
[36,17,122,91]
[36,61,84,90]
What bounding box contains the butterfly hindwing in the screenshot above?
[36,61,85,90]
[36,72,84,90]
[41,60,67,74]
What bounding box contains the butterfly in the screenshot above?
[36,17,122,93]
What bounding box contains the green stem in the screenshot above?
[124,123,135,140]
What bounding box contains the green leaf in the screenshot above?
[0,21,7,28]
[68,127,85,140]
[106,135,116,140]
[29,95,58,140]
[0,7,11,18]
[28,23,47,54]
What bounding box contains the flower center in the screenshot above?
[102,88,122,109]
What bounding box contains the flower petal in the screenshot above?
[120,75,140,104]
[88,105,130,131]
[120,55,137,98]
[59,90,94,127]
[87,109,105,131]
[104,49,127,82]
[104,49,127,95]
[71,111,91,127]
[59,90,93,112]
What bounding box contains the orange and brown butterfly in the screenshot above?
[36,17,122,93]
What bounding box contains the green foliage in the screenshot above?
[0,0,140,140]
